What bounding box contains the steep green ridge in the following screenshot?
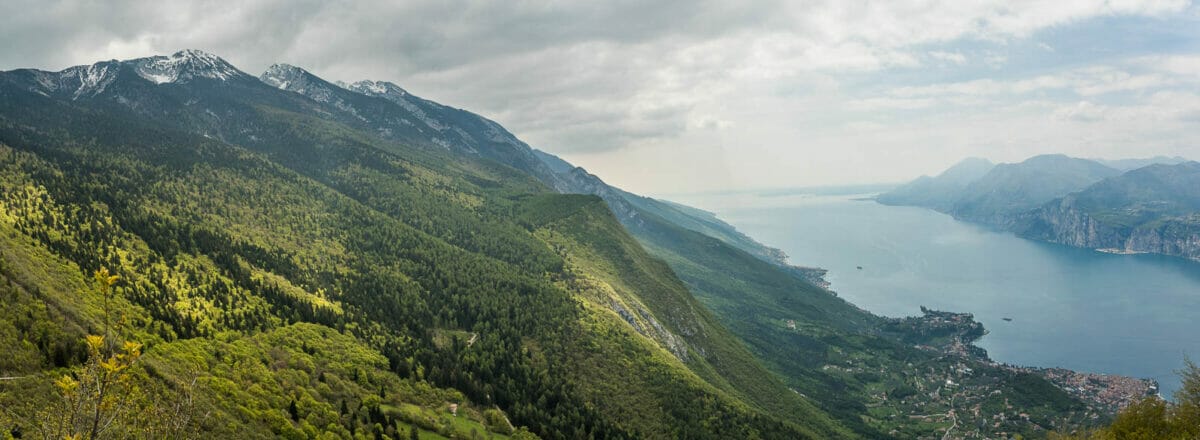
[614,187,794,266]
[0,52,848,438]
[516,194,849,438]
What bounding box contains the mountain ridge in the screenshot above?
[880,154,1200,261]
[876,157,995,211]
[0,49,1138,439]
[0,48,850,439]
[1018,161,1200,261]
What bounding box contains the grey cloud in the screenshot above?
[2,0,782,154]
[2,0,1196,189]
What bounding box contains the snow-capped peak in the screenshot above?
[259,64,350,107]
[259,63,310,90]
[54,61,122,98]
[347,80,408,99]
[344,79,448,131]
[133,49,246,84]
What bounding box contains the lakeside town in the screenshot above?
[878,308,1156,438]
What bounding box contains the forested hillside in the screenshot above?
[0,50,846,439]
[0,50,1133,439]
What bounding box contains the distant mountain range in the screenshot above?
[879,154,1200,261]
[1092,156,1191,171]
[875,157,995,211]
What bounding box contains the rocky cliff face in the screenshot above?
[555,166,643,225]
[1126,216,1200,261]
[1018,161,1200,261]
[1020,200,1125,249]
[1020,202,1200,261]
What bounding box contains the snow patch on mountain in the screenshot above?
[349,80,404,97]
[60,62,120,98]
[483,119,525,148]
[347,80,446,131]
[260,64,312,94]
[132,49,246,84]
[13,50,248,100]
[261,64,365,120]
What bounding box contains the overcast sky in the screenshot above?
[3,1,1199,194]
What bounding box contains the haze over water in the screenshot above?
[668,190,1200,398]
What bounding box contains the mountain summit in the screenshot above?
[132,49,246,84]
[2,49,249,100]
[259,63,344,104]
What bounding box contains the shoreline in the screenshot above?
[896,307,1159,413]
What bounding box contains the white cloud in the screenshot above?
[884,63,1196,103]
[929,51,968,65]
[1054,101,1111,122]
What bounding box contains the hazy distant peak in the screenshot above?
[1020,153,1073,163]
[937,157,995,180]
[954,157,993,166]
[986,154,1116,178]
[1092,156,1192,171]
[998,154,1118,175]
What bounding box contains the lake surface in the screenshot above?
[667,191,1200,398]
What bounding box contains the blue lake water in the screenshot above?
[667,191,1200,398]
